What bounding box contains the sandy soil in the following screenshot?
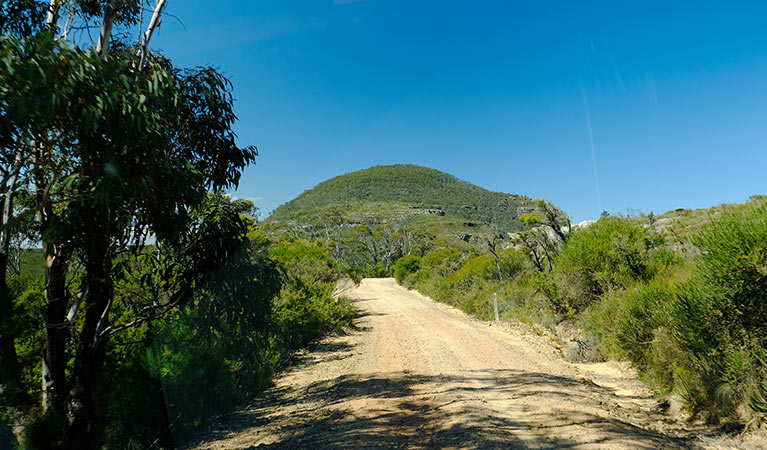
[186,278,728,449]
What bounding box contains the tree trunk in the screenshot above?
[41,239,69,411]
[155,384,176,449]
[36,170,70,415]
[67,234,112,450]
[494,254,503,283]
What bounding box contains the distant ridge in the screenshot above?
[269,164,532,230]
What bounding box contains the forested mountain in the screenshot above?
[266,165,537,277]
[269,164,532,230]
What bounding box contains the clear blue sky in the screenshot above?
[153,0,767,222]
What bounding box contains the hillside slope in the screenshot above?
[269,164,532,231]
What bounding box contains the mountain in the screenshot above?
[269,164,532,231]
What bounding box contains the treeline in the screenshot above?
[271,199,511,280]
[393,198,767,427]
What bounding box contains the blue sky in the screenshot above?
[153,1,767,222]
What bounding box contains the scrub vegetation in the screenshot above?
[270,164,533,231]
[3,2,765,447]
[270,162,767,428]
[267,165,535,279]
[2,201,357,449]
[271,162,767,428]
[395,196,767,428]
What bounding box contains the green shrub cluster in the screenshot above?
[396,203,767,425]
[269,236,356,350]
[586,204,767,422]
[393,254,420,283]
[551,217,668,314]
[671,203,767,419]
[399,248,534,320]
[143,233,355,444]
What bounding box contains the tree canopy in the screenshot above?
[0,2,258,448]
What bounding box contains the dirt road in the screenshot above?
[189,278,703,449]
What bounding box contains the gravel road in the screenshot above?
[187,278,707,449]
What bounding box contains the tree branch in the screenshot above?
[0,151,24,246]
[102,287,191,338]
[92,296,112,348]
[138,0,168,70]
[66,282,88,323]
[46,0,60,29]
[96,0,118,58]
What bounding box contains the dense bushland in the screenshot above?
[395,199,767,426]
[3,220,357,449]
[0,4,356,448]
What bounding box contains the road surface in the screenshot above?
[188,278,707,449]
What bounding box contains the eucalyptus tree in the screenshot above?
[515,200,572,274]
[1,1,258,447]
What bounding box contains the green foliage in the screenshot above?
[2,28,259,447]
[402,246,533,320]
[265,165,534,277]
[90,229,357,447]
[420,248,463,276]
[585,274,686,394]
[406,248,462,290]
[669,203,767,419]
[268,236,356,350]
[0,0,46,38]
[551,217,664,314]
[448,254,500,290]
[393,254,420,283]
[386,197,767,425]
[519,212,541,227]
[0,6,321,449]
[100,328,175,450]
[147,313,241,440]
[270,164,532,230]
[581,203,767,422]
[7,274,43,402]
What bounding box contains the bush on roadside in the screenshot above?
[394,254,421,283]
[584,272,687,395]
[268,236,357,349]
[551,217,664,314]
[99,231,356,446]
[670,202,767,421]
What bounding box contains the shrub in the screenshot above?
[552,217,664,313]
[393,254,421,283]
[586,203,767,421]
[671,202,767,420]
[268,236,357,349]
[272,282,356,350]
[420,248,463,276]
[585,275,685,394]
[445,249,527,291]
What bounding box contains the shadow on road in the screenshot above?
[192,368,695,449]
[184,295,700,450]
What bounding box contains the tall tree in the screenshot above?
[1,2,259,447]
